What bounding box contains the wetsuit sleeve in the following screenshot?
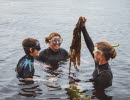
[94,71,112,90]
[82,26,94,58]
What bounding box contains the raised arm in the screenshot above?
[82,26,94,58]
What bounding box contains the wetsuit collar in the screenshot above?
[26,55,34,62]
[98,63,108,66]
[49,47,60,53]
[98,63,109,70]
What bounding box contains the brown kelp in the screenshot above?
[69,16,86,70]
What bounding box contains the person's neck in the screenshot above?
[27,54,34,61]
[49,47,59,52]
[30,54,34,57]
[99,60,108,65]
[28,54,34,58]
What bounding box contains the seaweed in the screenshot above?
[69,16,86,71]
[65,84,91,100]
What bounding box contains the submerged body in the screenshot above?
[36,47,69,69]
[16,55,34,79]
[93,62,113,90]
[82,26,113,90]
[36,32,69,69]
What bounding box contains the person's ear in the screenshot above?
[101,54,106,60]
[30,48,32,53]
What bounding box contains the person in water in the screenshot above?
[16,38,57,82]
[81,18,117,91]
[36,33,69,69]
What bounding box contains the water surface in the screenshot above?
[0,0,130,100]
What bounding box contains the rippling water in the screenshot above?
[0,0,130,100]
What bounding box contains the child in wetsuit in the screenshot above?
[16,38,57,82]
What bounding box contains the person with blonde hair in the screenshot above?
[36,33,69,69]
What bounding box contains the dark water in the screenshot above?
[0,0,130,100]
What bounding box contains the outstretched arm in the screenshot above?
[24,78,57,82]
[34,62,51,68]
[82,25,94,58]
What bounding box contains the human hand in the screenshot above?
[73,82,79,86]
[40,64,52,68]
[34,78,57,82]
[80,16,86,26]
[48,78,57,82]
[33,79,46,82]
[34,62,52,68]
[44,65,52,68]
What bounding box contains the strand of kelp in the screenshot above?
[69,16,86,70]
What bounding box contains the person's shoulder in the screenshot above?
[38,48,51,59]
[39,48,49,55]
[21,57,34,69]
[60,48,68,53]
[41,48,50,52]
[18,55,26,63]
[99,70,113,80]
[59,48,69,58]
[17,55,27,68]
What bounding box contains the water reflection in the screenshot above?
[18,82,42,97]
[65,83,91,100]
[44,67,64,76]
[43,61,66,76]
[68,72,81,84]
[66,71,91,100]
[91,89,112,100]
[68,70,113,100]
[41,63,67,100]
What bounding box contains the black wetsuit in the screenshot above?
[16,55,34,79]
[36,47,69,69]
[82,26,113,90]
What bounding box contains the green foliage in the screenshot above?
[66,85,91,100]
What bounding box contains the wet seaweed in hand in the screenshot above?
[69,16,86,70]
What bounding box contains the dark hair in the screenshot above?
[22,38,39,55]
[96,41,117,61]
[45,32,61,43]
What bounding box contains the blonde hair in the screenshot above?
[96,41,117,61]
[45,32,61,43]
